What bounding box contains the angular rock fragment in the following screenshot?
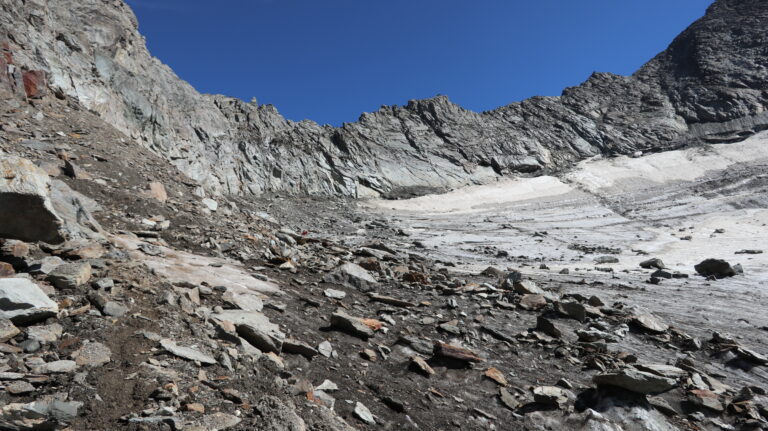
[0,262,14,278]
[688,389,724,412]
[518,294,547,311]
[369,293,416,308]
[354,402,375,425]
[593,369,677,394]
[6,380,35,395]
[317,340,333,358]
[0,156,66,243]
[27,323,63,344]
[0,400,82,430]
[0,278,58,324]
[556,301,587,322]
[27,256,64,275]
[72,342,112,367]
[323,263,377,291]
[409,356,435,377]
[533,386,573,408]
[212,310,285,353]
[535,316,563,338]
[0,319,20,342]
[201,198,218,212]
[323,289,346,300]
[498,388,520,410]
[47,262,91,289]
[282,338,318,359]
[694,259,736,278]
[37,360,77,374]
[633,363,687,379]
[631,310,669,334]
[330,310,381,339]
[512,280,544,295]
[432,342,484,364]
[315,380,338,392]
[160,339,217,365]
[640,258,665,269]
[484,367,508,386]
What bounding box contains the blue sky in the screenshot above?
[125,0,713,126]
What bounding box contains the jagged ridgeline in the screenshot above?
[1,0,767,197]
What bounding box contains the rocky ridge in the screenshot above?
[2,0,768,198]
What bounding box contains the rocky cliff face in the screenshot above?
[1,0,767,197]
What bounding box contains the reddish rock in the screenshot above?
[0,240,30,258]
[1,42,12,64]
[403,272,429,284]
[23,70,46,99]
[432,342,484,364]
[148,182,168,203]
[0,262,15,278]
[409,356,435,376]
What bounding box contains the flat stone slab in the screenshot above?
[160,339,217,365]
[0,278,58,324]
[593,369,677,394]
[114,235,279,301]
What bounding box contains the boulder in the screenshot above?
[512,280,544,295]
[640,258,666,270]
[556,301,587,322]
[533,386,574,408]
[518,294,547,311]
[535,315,563,338]
[47,262,91,289]
[0,156,65,243]
[631,309,669,333]
[694,259,736,278]
[323,263,377,291]
[0,278,58,324]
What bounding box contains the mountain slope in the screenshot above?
[1,0,766,197]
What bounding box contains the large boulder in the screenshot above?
[0,156,65,243]
[694,259,736,278]
[0,156,103,244]
[0,278,58,324]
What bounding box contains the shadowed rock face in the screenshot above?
[1,0,766,197]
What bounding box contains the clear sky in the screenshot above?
[125,0,713,126]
